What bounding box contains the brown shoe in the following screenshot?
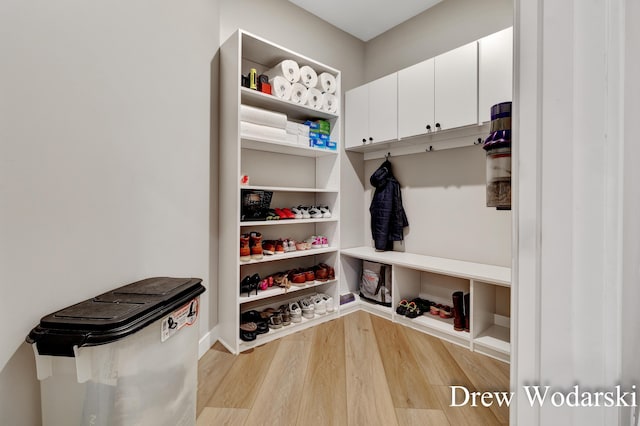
[314,264,328,281]
[304,269,315,283]
[240,234,251,262]
[275,239,285,254]
[262,240,276,255]
[250,232,263,260]
[320,263,335,280]
[288,269,306,286]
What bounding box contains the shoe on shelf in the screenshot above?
[262,240,276,255]
[313,295,327,315]
[274,208,289,220]
[297,205,311,219]
[320,236,329,248]
[239,322,257,341]
[266,209,280,220]
[286,239,297,252]
[300,298,315,319]
[241,310,269,334]
[279,305,292,326]
[250,232,263,260]
[240,234,251,262]
[289,302,302,323]
[309,206,323,219]
[319,206,332,218]
[288,269,307,286]
[275,239,286,254]
[281,208,296,219]
[304,269,315,284]
[319,263,335,280]
[321,294,335,312]
[314,264,328,282]
[290,206,304,219]
[396,299,410,315]
[268,312,283,329]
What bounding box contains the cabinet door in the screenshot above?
[398,58,435,139]
[478,27,513,123]
[434,42,478,130]
[345,84,369,149]
[368,73,398,144]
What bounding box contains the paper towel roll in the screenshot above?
[299,65,318,89]
[265,60,300,84]
[322,93,339,114]
[240,121,287,143]
[240,105,288,129]
[290,83,309,105]
[318,72,337,94]
[307,88,323,110]
[270,76,293,100]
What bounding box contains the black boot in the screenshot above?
[452,291,465,331]
[464,293,470,332]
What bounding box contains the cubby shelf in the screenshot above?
[241,137,337,157]
[242,185,339,193]
[240,218,338,227]
[239,247,338,265]
[340,246,511,362]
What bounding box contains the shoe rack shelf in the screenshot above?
[341,246,511,362]
[239,279,339,304]
[219,29,341,354]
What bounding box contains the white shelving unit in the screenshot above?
[341,246,511,362]
[219,30,341,354]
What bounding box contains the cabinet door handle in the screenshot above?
[426,124,431,131]
[362,138,367,143]
[369,137,374,142]
[435,123,441,129]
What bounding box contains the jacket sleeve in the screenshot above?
[370,185,392,250]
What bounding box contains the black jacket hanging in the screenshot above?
[369,159,409,251]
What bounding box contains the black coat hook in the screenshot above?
[426,146,433,152]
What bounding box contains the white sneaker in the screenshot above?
[289,302,302,323]
[319,206,332,218]
[321,294,335,312]
[313,295,327,315]
[300,298,315,319]
[309,206,323,219]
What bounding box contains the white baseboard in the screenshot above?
[198,326,219,359]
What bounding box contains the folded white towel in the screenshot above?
[290,83,309,105]
[240,105,288,129]
[265,60,300,84]
[270,76,293,100]
[300,65,318,89]
[240,121,287,143]
[318,72,337,94]
[307,88,323,110]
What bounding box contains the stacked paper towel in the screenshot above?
[286,121,310,146]
[264,59,338,113]
[240,104,288,144]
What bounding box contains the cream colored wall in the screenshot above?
[219,0,368,249]
[0,0,219,424]
[361,0,513,266]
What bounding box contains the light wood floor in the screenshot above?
[197,311,510,426]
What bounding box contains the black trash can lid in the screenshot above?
[26,277,205,357]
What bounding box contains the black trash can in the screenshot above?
[27,277,205,426]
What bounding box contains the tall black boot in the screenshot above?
[452,291,465,331]
[464,293,470,332]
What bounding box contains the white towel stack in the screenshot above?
[285,120,310,146]
[240,105,288,143]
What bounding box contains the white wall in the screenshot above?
[0,0,219,424]
[360,0,513,266]
[364,0,513,81]
[219,0,367,250]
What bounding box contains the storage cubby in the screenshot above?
[341,246,510,361]
[472,280,510,361]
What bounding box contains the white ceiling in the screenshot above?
[288,0,443,42]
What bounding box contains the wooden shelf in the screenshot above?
[241,137,337,158]
[341,246,511,286]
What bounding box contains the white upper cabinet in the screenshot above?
[345,84,369,149]
[398,58,435,139]
[478,27,513,123]
[345,73,398,148]
[433,41,478,131]
[368,73,398,144]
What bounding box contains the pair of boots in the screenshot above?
[452,291,470,332]
[240,232,262,261]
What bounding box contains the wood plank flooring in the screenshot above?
[197,311,510,426]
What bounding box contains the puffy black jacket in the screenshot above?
[369,160,409,251]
